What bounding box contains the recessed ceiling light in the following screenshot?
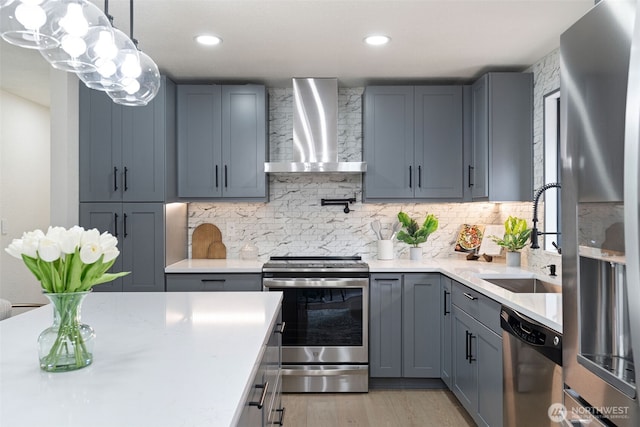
[195,35,222,46]
[364,35,391,46]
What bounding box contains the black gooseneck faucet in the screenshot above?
[531,183,561,250]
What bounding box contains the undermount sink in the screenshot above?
[481,277,561,294]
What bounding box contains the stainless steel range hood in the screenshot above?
[264,78,367,173]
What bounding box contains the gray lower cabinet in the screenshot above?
[177,84,267,200]
[165,274,262,292]
[363,85,463,201]
[370,273,441,378]
[470,72,533,201]
[238,310,284,427]
[451,281,503,427]
[79,203,165,292]
[440,276,453,388]
[79,76,176,203]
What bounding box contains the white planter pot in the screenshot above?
[410,247,422,261]
[506,251,521,267]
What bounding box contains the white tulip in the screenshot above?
[38,237,61,262]
[81,228,100,246]
[80,242,102,264]
[21,230,43,258]
[45,226,66,242]
[59,226,84,254]
[99,231,118,250]
[5,239,24,259]
[102,247,119,263]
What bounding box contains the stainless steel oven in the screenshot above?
[262,256,369,393]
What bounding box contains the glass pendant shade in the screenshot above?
[108,50,161,106]
[0,0,60,49]
[39,0,112,72]
[76,27,139,92]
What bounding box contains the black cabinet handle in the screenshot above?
[409,165,412,188]
[215,165,219,188]
[465,331,470,360]
[443,290,450,316]
[468,333,476,363]
[468,165,474,187]
[418,165,422,188]
[113,166,118,191]
[124,167,129,191]
[114,213,119,238]
[275,407,286,426]
[224,165,228,188]
[200,279,225,283]
[463,292,477,301]
[249,382,269,409]
[373,277,399,281]
[123,213,128,238]
[276,322,286,334]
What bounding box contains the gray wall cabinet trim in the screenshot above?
[470,72,533,202]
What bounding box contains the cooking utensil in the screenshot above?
[371,220,382,240]
[389,221,402,240]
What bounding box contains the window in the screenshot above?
[543,89,561,252]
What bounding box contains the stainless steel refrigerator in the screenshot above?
[561,0,640,425]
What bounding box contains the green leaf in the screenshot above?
[92,271,130,286]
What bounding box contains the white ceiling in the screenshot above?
[0,0,593,107]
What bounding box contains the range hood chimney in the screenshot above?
[264,78,367,173]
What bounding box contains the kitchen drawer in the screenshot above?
[165,273,262,292]
[452,281,501,335]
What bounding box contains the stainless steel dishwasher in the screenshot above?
[501,306,563,427]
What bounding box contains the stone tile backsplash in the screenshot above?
[189,49,562,273]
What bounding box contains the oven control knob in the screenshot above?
[553,336,560,346]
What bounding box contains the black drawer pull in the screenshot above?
[200,279,225,283]
[113,166,118,191]
[463,292,477,301]
[275,407,286,426]
[373,278,399,281]
[465,331,470,360]
[443,290,450,316]
[123,213,128,238]
[249,382,269,409]
[124,166,129,191]
[468,333,476,363]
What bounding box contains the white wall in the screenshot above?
[0,90,51,304]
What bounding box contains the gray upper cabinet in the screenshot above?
[177,84,267,200]
[363,85,463,201]
[470,72,533,201]
[79,77,176,203]
[370,273,441,379]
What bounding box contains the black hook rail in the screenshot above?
[321,198,356,214]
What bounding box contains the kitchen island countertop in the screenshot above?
[0,291,282,427]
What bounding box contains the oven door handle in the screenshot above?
[281,366,368,376]
[263,278,369,288]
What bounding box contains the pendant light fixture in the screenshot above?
[39,0,112,72]
[0,0,60,49]
[107,0,160,106]
[76,0,139,92]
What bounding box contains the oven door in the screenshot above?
[263,277,368,364]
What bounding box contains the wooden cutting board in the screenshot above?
[192,223,227,259]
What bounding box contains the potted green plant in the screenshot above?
[396,211,439,261]
[489,216,532,266]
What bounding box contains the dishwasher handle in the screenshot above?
[500,305,563,366]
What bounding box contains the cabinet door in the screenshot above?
[369,274,403,377]
[177,85,222,197]
[414,86,463,199]
[79,85,122,203]
[402,273,441,378]
[470,75,489,199]
[166,274,262,291]
[79,203,124,292]
[221,85,267,199]
[120,84,165,202]
[363,86,415,200]
[452,306,478,415]
[441,276,453,388]
[476,326,503,427]
[121,203,165,292]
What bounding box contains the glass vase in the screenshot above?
[38,291,95,372]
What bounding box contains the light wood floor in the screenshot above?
[281,389,476,426]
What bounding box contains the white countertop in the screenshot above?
[0,292,282,427]
[166,258,263,273]
[369,258,563,333]
[164,257,563,333]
